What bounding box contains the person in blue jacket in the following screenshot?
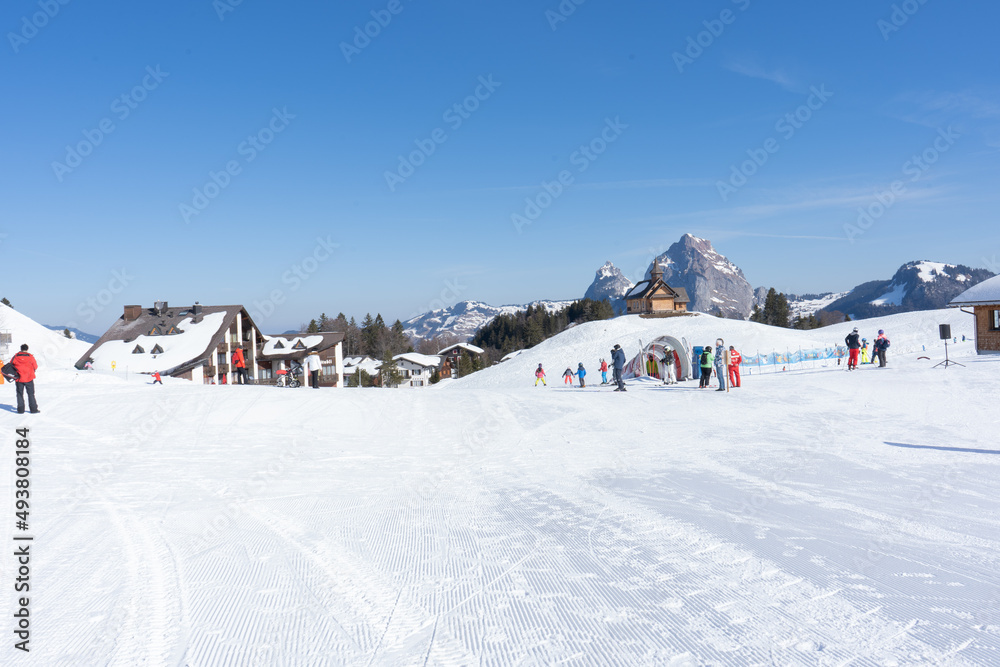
[575,362,587,388]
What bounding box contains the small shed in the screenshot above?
[948,274,1000,354]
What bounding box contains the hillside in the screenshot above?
[0,303,92,370]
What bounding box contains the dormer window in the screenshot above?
[292,340,306,350]
[132,345,145,354]
[150,344,164,354]
[148,326,161,336]
[274,340,285,349]
[166,326,181,335]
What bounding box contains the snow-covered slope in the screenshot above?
[403,299,575,342]
[455,308,975,389]
[0,303,91,371]
[2,305,997,664]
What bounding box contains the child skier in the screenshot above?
[576,363,586,388]
[563,368,574,385]
[599,358,608,384]
[535,363,547,386]
[860,338,870,364]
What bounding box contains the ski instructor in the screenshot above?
[611,344,627,392]
[11,344,40,414]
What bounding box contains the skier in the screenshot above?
[727,345,742,388]
[873,330,890,367]
[535,363,547,386]
[714,338,727,392]
[860,338,870,364]
[612,344,627,392]
[152,371,163,385]
[845,327,861,370]
[699,344,714,388]
[576,362,587,388]
[599,358,608,385]
[563,368,574,385]
[10,344,39,414]
[661,350,675,385]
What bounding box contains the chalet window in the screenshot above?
[151,344,164,354]
[274,341,285,349]
[992,309,1000,331]
[132,345,145,354]
[148,326,161,336]
[166,326,181,335]
[292,340,306,350]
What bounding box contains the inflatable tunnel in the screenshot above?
[623,335,692,381]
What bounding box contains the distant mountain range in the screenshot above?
[43,325,100,343]
[401,236,994,343]
[403,300,575,342]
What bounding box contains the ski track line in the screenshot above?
[99,496,184,667]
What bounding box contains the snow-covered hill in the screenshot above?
[457,307,974,389]
[43,325,100,344]
[0,303,91,370]
[403,299,575,342]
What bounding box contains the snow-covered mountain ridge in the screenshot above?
[403,299,576,342]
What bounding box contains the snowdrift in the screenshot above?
[455,308,976,388]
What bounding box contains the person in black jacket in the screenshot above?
[873,330,890,367]
[845,328,861,370]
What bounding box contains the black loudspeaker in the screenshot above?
[939,324,951,340]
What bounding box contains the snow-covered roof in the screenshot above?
[86,312,227,374]
[392,353,441,368]
[500,350,525,362]
[260,335,323,356]
[948,274,1000,306]
[437,342,485,356]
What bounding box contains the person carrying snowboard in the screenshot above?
[563,368,574,385]
[599,358,608,385]
[727,345,742,388]
[845,327,861,370]
[699,345,714,388]
[535,363,547,386]
[576,362,587,388]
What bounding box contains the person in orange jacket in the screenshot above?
[11,344,39,414]
[599,358,608,385]
[231,347,247,384]
[727,345,742,388]
[152,371,163,385]
[535,363,547,386]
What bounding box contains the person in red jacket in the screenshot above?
[152,371,163,385]
[11,344,39,414]
[231,347,247,385]
[727,345,742,388]
[599,358,608,385]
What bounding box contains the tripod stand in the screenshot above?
[933,339,965,368]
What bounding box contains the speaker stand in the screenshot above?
[933,340,965,368]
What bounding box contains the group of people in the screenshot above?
[698,339,742,391]
[536,343,629,391]
[844,328,891,370]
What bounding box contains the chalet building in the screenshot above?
[624,264,690,316]
[392,353,441,387]
[257,332,345,387]
[76,302,264,383]
[76,302,346,385]
[949,275,1000,354]
[437,342,485,379]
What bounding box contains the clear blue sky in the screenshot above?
[3,0,998,334]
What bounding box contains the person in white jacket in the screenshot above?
[304,351,322,389]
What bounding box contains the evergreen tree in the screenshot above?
[1,297,10,308]
[760,288,791,328]
[318,313,333,332]
[380,352,401,388]
[360,313,377,355]
[306,319,319,334]
[63,328,73,339]
[429,368,441,384]
[389,320,410,356]
[749,304,763,323]
[345,316,361,356]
